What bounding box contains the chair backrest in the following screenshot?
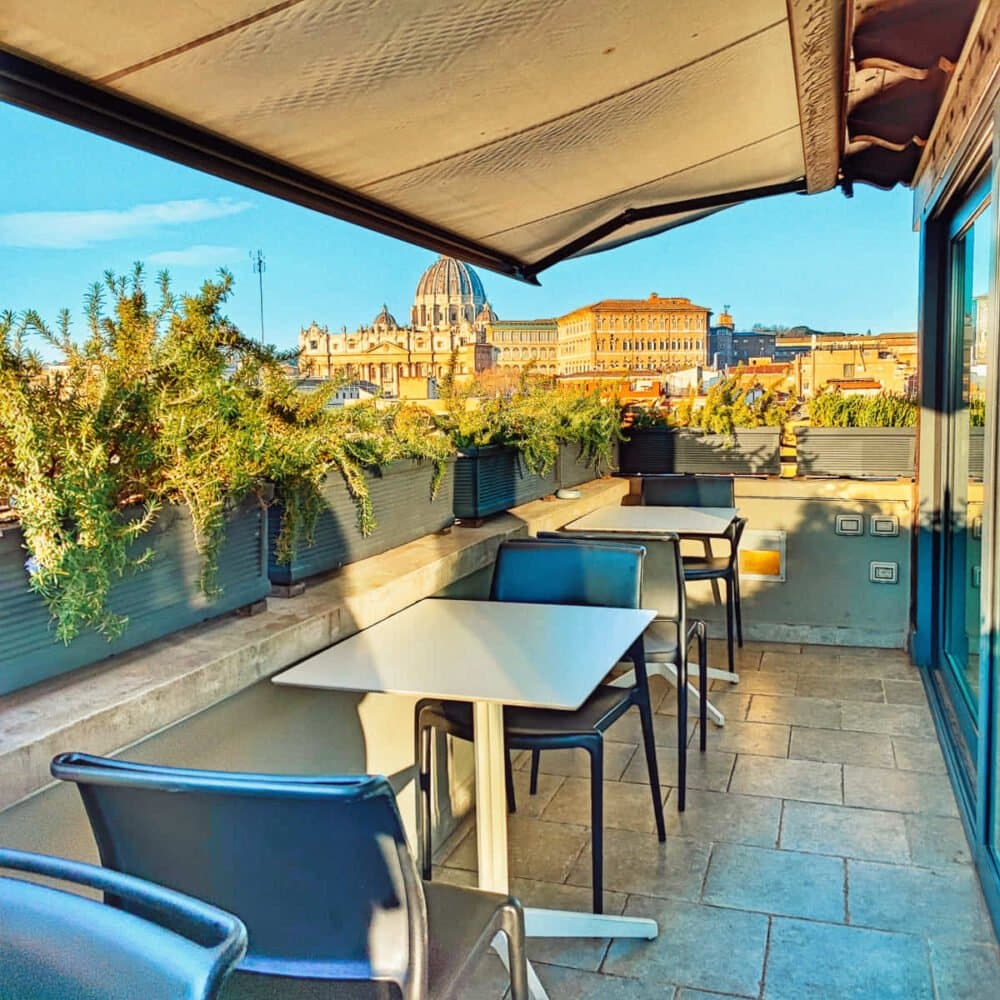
[0,847,246,1000]
[641,474,735,508]
[726,517,749,568]
[490,537,644,610]
[49,755,427,1000]
[537,530,684,624]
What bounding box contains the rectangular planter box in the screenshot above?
[618,427,781,475]
[0,497,269,696]
[268,458,455,586]
[796,427,916,478]
[556,440,620,488]
[453,445,558,520]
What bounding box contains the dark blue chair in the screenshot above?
[51,755,528,1000]
[0,847,246,1000]
[416,537,665,915]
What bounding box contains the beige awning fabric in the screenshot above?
[0,0,847,281]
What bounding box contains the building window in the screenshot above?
[843,364,856,377]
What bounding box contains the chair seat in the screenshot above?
[425,882,519,998]
[682,555,730,578]
[419,685,635,742]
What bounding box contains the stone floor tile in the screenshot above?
[516,741,637,781]
[509,878,627,972]
[508,767,565,818]
[541,777,668,834]
[533,963,673,998]
[848,860,995,944]
[882,679,927,705]
[714,671,791,695]
[794,675,885,703]
[789,726,895,768]
[566,828,710,901]
[660,691,752,722]
[621,746,736,793]
[612,704,696,748]
[443,815,590,884]
[904,814,972,868]
[747,694,842,729]
[702,843,846,922]
[891,736,946,774]
[928,940,1000,999]
[663,787,781,848]
[841,702,933,739]
[779,801,909,863]
[603,896,768,998]
[692,719,790,758]
[707,639,766,670]
[843,765,958,817]
[763,917,933,1000]
[730,755,842,804]
[759,649,827,673]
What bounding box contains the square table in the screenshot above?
[563,504,742,725]
[274,597,657,1000]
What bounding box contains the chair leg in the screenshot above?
[529,749,541,795]
[637,700,666,841]
[725,577,735,673]
[416,719,434,880]
[499,903,530,1000]
[505,748,517,814]
[734,571,744,648]
[676,651,688,813]
[586,738,604,914]
[697,624,708,752]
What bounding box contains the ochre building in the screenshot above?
[556,294,712,375]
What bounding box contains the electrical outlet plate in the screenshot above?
[870,514,899,537]
[973,565,981,589]
[836,514,864,536]
[870,561,898,584]
[973,516,983,540]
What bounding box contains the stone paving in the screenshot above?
[433,641,999,999]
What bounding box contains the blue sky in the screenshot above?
[0,102,920,354]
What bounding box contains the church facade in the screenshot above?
[298,256,497,394]
[298,256,715,394]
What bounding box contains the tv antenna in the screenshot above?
[249,249,266,344]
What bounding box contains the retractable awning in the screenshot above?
[0,1,976,282]
[0,1,848,281]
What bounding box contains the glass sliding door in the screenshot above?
[941,181,993,780]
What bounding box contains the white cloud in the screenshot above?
[146,244,244,267]
[0,198,252,249]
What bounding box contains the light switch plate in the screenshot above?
[870,561,898,584]
[973,516,983,540]
[836,514,864,536]
[870,514,899,537]
[973,566,981,589]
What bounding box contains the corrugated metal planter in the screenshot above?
[453,446,557,520]
[268,458,455,585]
[796,428,916,478]
[970,427,985,480]
[0,497,269,696]
[618,428,781,475]
[556,440,620,488]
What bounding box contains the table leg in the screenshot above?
[471,700,658,997]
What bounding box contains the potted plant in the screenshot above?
[267,397,455,590]
[0,267,292,695]
[797,390,918,478]
[553,388,623,488]
[619,377,787,475]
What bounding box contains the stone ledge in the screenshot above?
[0,478,627,810]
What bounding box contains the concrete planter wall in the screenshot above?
[268,458,455,586]
[453,445,557,520]
[796,427,916,478]
[0,498,269,696]
[555,440,619,488]
[618,427,781,475]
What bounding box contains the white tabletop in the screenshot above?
[273,599,655,711]
[565,505,737,537]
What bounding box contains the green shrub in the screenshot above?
[808,390,917,428]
